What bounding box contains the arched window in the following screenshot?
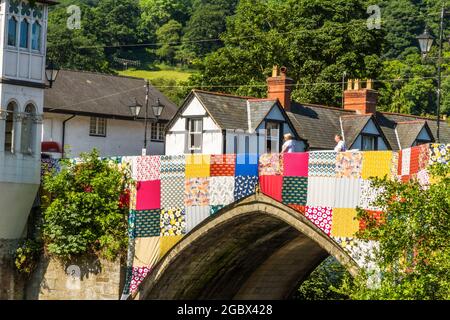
[8,16,18,46]
[20,19,29,48]
[4,102,17,153]
[31,21,41,51]
[21,104,36,155]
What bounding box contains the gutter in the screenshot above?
[62,115,76,158]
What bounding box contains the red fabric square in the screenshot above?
[397,150,403,176]
[289,205,306,215]
[409,146,420,175]
[400,175,410,183]
[359,210,385,231]
[210,154,236,176]
[283,153,309,177]
[259,175,283,202]
[136,180,161,210]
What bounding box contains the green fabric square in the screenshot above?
[210,205,225,216]
[282,177,308,205]
[134,209,160,237]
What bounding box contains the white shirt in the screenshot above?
[282,140,296,153]
[334,140,347,152]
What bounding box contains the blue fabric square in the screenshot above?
[234,175,259,201]
[235,154,259,176]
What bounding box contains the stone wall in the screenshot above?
[0,239,25,300]
[26,255,125,300]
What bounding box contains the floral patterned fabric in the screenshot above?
[185,178,209,206]
[129,266,150,293]
[305,206,333,236]
[430,143,449,164]
[336,151,363,178]
[160,208,186,236]
[358,180,385,211]
[209,176,235,205]
[401,148,411,176]
[259,153,283,176]
[418,144,430,171]
[135,156,160,181]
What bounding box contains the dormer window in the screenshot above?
[31,21,41,51]
[20,18,29,48]
[8,16,18,46]
[361,133,378,150]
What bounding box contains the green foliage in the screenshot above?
[296,257,350,300]
[155,20,183,64]
[340,163,450,300]
[14,239,42,275]
[41,149,132,261]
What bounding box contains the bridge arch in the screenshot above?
[133,193,359,300]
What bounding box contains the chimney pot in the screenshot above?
[343,78,378,114]
[272,65,279,77]
[347,79,354,91]
[354,79,360,90]
[267,65,294,111]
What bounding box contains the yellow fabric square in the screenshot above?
[159,235,183,258]
[133,237,160,268]
[331,208,359,238]
[185,155,211,178]
[361,151,393,180]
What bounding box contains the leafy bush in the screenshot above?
[14,239,42,275]
[41,149,132,261]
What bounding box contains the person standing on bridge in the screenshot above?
[281,133,297,153]
[334,134,347,152]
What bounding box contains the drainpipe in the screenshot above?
[62,115,76,158]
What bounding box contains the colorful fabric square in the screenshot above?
[305,206,333,236]
[160,208,186,236]
[331,208,359,238]
[336,151,363,178]
[333,238,379,269]
[209,176,235,205]
[417,169,430,188]
[235,154,259,176]
[210,205,225,216]
[259,175,283,202]
[397,150,402,176]
[122,266,133,295]
[234,175,259,201]
[136,180,161,210]
[160,235,183,258]
[129,266,150,293]
[308,151,337,177]
[288,205,306,215]
[259,153,283,176]
[418,144,430,171]
[185,206,210,233]
[134,209,160,237]
[283,152,309,177]
[132,237,160,268]
[430,143,449,164]
[333,178,361,209]
[401,148,411,176]
[161,176,184,208]
[129,184,137,210]
[390,152,400,181]
[358,180,384,211]
[359,210,385,232]
[185,154,210,178]
[361,151,392,179]
[282,177,308,205]
[136,156,160,181]
[210,154,236,176]
[160,155,185,178]
[185,178,209,206]
[306,177,336,207]
[409,146,420,175]
[128,210,136,239]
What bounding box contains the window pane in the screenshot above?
[151,123,158,140]
[89,117,97,135]
[20,19,29,48]
[31,22,41,50]
[159,123,165,140]
[362,136,375,150]
[8,17,17,46]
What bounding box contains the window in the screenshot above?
[361,134,378,151]
[151,123,166,141]
[187,118,202,152]
[4,102,17,153]
[89,117,107,137]
[8,16,17,46]
[266,121,281,153]
[20,19,29,48]
[31,21,41,51]
[21,104,36,155]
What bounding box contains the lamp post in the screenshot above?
[417,6,444,142]
[129,80,165,155]
[45,60,60,88]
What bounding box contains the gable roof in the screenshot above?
[248,99,278,132]
[395,121,430,149]
[340,115,372,148]
[44,69,178,121]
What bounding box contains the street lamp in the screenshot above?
[152,98,164,120]
[128,99,142,119]
[416,5,445,143]
[45,60,60,88]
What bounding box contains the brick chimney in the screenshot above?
[267,65,294,111]
[343,79,378,114]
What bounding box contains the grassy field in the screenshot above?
[117,65,195,82]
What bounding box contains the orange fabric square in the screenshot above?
[210,154,236,176]
[410,146,420,175]
[289,205,306,215]
[359,210,385,231]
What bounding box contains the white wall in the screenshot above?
[43,113,165,157]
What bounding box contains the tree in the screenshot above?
[155,20,183,64]
[340,161,450,299]
[41,150,132,261]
